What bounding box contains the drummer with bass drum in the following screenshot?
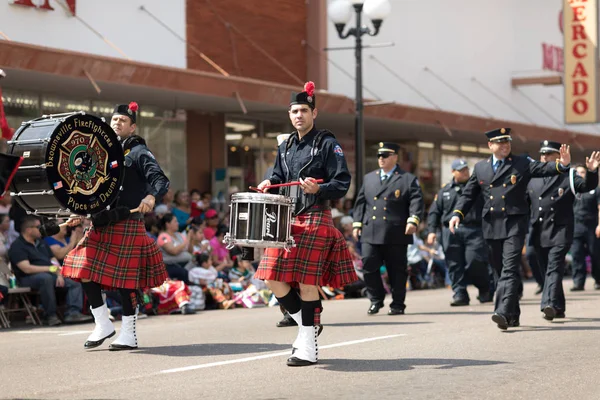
[61,102,170,351]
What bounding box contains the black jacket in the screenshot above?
[269,127,350,215]
[353,166,424,245]
[116,136,170,209]
[428,178,483,231]
[527,169,598,247]
[453,153,569,240]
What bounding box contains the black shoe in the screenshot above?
[367,302,384,315]
[276,315,297,327]
[84,331,116,349]
[595,283,600,290]
[507,319,520,328]
[491,313,509,330]
[181,304,196,315]
[570,286,584,292]
[450,297,470,307]
[542,306,556,321]
[477,292,494,303]
[534,285,543,295]
[555,311,566,318]
[388,308,405,315]
[286,356,317,367]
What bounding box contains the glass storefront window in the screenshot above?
[1,89,40,131]
[225,118,289,191]
[137,106,187,192]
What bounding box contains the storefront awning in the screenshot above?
[1,40,599,152]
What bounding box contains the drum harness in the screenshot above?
[282,129,333,216]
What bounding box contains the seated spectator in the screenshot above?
[331,208,344,230]
[157,213,193,284]
[150,279,196,315]
[8,216,92,325]
[406,233,427,290]
[144,214,160,240]
[209,226,234,277]
[155,187,174,213]
[45,219,84,265]
[188,224,211,256]
[190,189,205,219]
[204,209,227,232]
[188,253,232,309]
[172,190,193,231]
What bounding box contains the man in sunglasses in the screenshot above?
[8,216,92,326]
[352,142,424,316]
[527,140,600,320]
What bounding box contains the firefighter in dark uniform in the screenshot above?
[526,140,600,320]
[427,159,493,306]
[352,142,424,316]
[570,164,600,291]
[449,128,572,330]
[62,102,170,350]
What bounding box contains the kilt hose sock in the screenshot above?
[82,281,104,309]
[82,282,137,316]
[119,289,137,316]
[301,300,322,327]
[276,289,302,324]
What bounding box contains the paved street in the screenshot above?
[2,279,600,400]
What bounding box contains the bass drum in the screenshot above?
[7,112,124,217]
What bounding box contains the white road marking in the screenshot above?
[160,334,407,374]
[58,330,92,336]
[16,330,91,336]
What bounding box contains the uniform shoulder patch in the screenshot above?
[145,150,156,160]
[333,144,344,156]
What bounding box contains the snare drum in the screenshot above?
[7,112,124,217]
[224,192,296,250]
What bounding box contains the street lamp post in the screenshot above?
[328,0,391,193]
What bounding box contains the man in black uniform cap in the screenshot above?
[353,142,424,316]
[450,128,571,330]
[526,140,599,320]
[570,164,600,291]
[427,158,493,306]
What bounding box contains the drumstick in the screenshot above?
[249,179,324,192]
[59,207,141,227]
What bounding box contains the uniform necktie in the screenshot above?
[493,160,502,173]
[381,173,387,182]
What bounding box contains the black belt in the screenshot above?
[307,204,331,213]
[129,212,144,221]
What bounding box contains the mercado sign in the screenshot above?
[563,0,599,124]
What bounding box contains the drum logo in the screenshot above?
[263,209,278,239]
[57,130,110,195]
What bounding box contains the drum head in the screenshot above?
[45,114,124,215]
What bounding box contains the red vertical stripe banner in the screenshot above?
[0,87,13,140]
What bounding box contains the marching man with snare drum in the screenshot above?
[61,102,170,351]
[255,82,357,367]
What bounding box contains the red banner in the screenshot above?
[0,88,13,140]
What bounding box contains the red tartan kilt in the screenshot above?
[61,219,168,290]
[255,210,357,287]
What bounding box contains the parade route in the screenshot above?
[2,280,600,400]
